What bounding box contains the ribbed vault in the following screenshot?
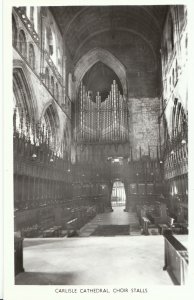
[50,6,168,61]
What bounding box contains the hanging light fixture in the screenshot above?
[171,150,175,155]
[32,153,37,158]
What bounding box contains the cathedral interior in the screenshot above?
[13,5,188,285]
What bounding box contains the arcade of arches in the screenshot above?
[13,5,188,285]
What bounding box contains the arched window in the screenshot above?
[29,44,35,69]
[12,15,17,47]
[45,67,49,87]
[19,30,27,57]
[55,83,59,101]
[51,76,54,95]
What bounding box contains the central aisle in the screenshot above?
[15,236,172,285]
[79,206,140,237]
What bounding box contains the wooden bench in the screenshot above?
[66,218,78,237]
[163,233,188,285]
[43,228,56,238]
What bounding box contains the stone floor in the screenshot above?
[15,235,173,285]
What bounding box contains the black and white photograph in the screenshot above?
[2,0,194,299]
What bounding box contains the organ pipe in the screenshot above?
[77,80,129,144]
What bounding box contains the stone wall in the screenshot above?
[129,98,160,159]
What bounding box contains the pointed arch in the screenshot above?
[13,66,37,121]
[40,101,60,150]
[74,48,127,97]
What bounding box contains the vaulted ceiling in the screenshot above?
[50,6,168,62]
[50,5,169,98]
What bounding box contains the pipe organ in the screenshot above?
[76,80,129,144]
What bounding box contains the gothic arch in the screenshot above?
[40,101,60,150]
[74,48,127,97]
[40,100,60,128]
[13,61,38,120]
